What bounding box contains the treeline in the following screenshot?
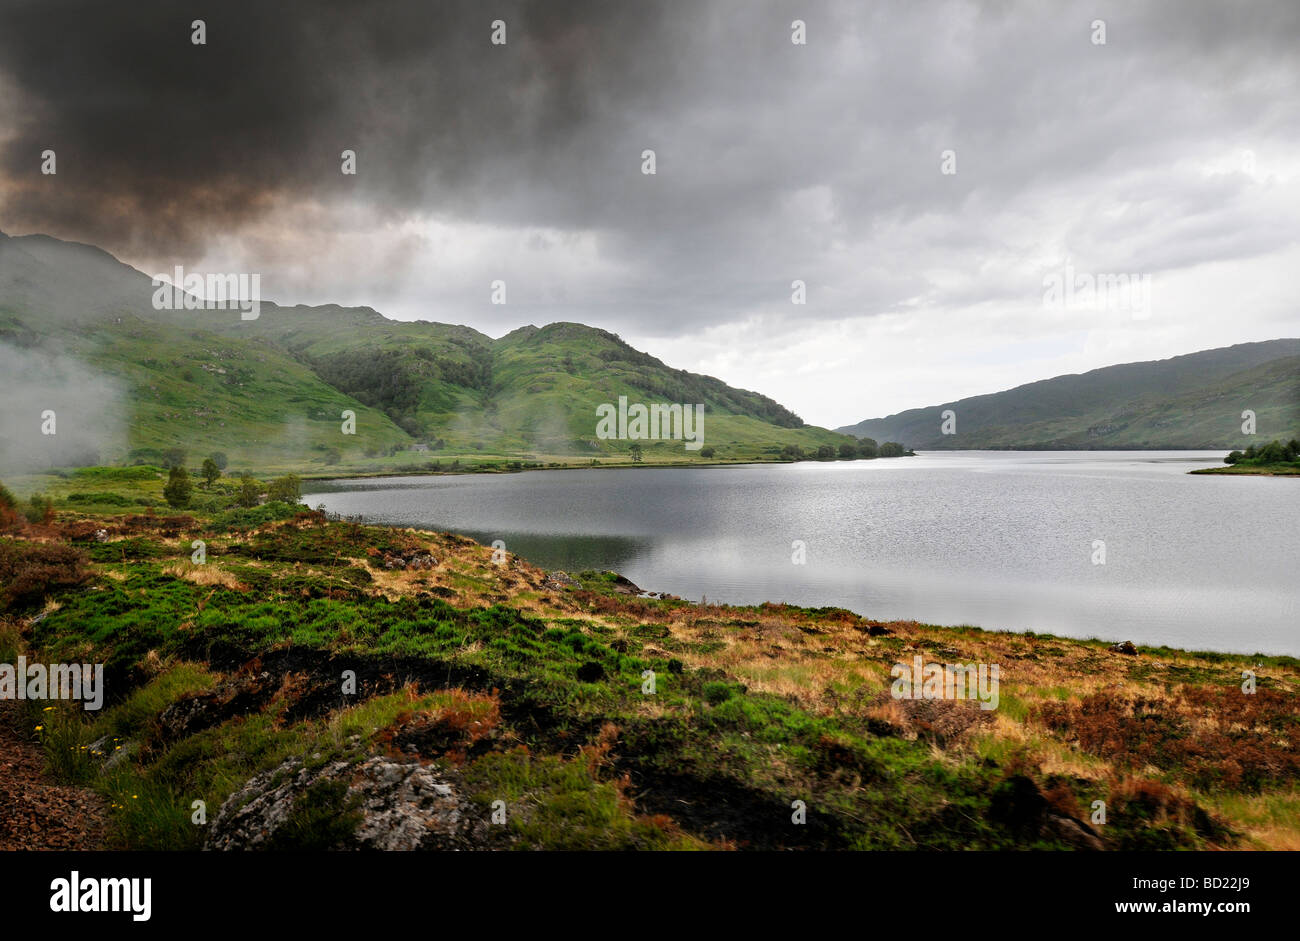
[309,345,492,437]
[780,437,913,462]
[1225,439,1300,466]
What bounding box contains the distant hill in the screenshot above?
[0,231,853,472]
[837,341,1300,450]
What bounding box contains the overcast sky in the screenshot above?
[2,0,1297,427]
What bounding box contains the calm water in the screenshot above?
[303,452,1300,656]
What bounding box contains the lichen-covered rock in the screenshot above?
[542,571,581,591]
[156,671,276,741]
[205,755,488,851]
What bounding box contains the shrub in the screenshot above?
[0,540,90,610]
[267,475,302,504]
[163,467,192,508]
[237,474,262,508]
[23,493,53,524]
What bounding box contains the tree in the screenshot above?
[780,444,804,461]
[879,441,906,457]
[1224,450,1242,465]
[816,445,835,461]
[163,466,192,508]
[237,473,261,508]
[629,443,643,463]
[23,493,53,524]
[209,452,229,470]
[857,437,878,458]
[162,447,188,469]
[700,446,716,458]
[838,442,859,460]
[201,458,221,488]
[267,474,302,504]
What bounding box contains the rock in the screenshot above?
[542,571,581,591]
[383,551,439,571]
[206,755,487,851]
[989,774,1103,850]
[604,572,643,595]
[1108,641,1138,655]
[156,671,276,741]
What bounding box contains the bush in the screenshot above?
[267,475,302,504]
[237,473,262,508]
[0,540,90,610]
[163,467,192,508]
[702,681,735,705]
[23,493,53,524]
[1224,451,1242,465]
[201,458,221,488]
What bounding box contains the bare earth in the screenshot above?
[0,702,107,851]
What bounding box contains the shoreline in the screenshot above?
[5,506,1298,851]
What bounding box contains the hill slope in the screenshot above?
[838,341,1300,450]
[0,231,854,471]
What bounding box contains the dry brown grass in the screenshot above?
[162,562,244,590]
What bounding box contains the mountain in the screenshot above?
[0,231,853,472]
[838,341,1300,450]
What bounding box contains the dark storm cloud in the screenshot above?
[1,0,1298,369]
[0,0,689,254]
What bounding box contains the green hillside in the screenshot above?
[838,341,1300,450]
[0,231,856,472]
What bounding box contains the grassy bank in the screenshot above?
[1191,439,1300,476]
[1,477,1297,850]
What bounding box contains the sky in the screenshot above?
[1,0,1297,428]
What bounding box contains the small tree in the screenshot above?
[237,473,261,508]
[163,466,192,508]
[267,474,302,504]
[629,443,643,463]
[209,452,229,471]
[162,447,188,469]
[201,458,221,488]
[700,446,716,458]
[1224,450,1242,465]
